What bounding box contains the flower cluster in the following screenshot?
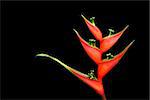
[36,14,135,100]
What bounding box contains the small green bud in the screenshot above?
[108,28,115,36]
[90,17,95,26]
[87,69,97,80]
[88,39,96,47]
[106,53,114,60]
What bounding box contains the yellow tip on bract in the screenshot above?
[73,29,79,36]
[73,28,76,32]
[36,53,49,57]
[130,40,135,46]
[36,53,89,77]
[81,14,84,18]
[81,14,87,20]
[122,25,129,33]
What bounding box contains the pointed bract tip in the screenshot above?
[73,28,78,34]
[126,25,129,29]
[122,25,129,32]
[130,40,135,45]
[73,28,76,32]
[125,40,135,50]
[126,25,129,28]
[81,14,84,17]
[36,53,49,58]
[81,14,86,19]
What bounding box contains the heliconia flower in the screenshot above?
[97,40,135,79]
[36,14,135,100]
[81,14,103,41]
[100,25,129,53]
[73,29,103,64]
[36,53,105,96]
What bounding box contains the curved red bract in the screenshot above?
[81,14,103,41]
[74,29,103,64]
[71,69,105,96]
[100,25,129,53]
[98,40,134,79]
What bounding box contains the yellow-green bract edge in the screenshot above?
[36,53,88,78]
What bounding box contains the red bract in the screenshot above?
[98,40,135,79]
[73,29,103,64]
[36,14,135,100]
[81,14,103,41]
[81,15,129,53]
[100,25,129,53]
[73,14,134,99]
[36,53,105,96]
[69,67,105,96]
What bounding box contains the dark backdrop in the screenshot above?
[2,1,149,99]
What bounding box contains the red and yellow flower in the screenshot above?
[36,14,135,100]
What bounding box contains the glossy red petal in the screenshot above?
[97,40,135,79]
[81,14,103,41]
[73,29,102,64]
[100,25,129,53]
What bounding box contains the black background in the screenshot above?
[2,1,149,99]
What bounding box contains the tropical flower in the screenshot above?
[36,14,135,100]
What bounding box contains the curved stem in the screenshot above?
[102,94,107,100]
